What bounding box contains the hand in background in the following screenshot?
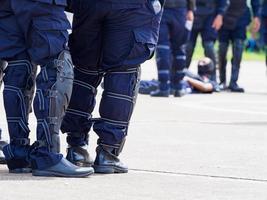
[212,14,223,31]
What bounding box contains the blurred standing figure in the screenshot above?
[61,0,164,173]
[218,0,261,92]
[151,0,195,97]
[186,0,228,82]
[262,0,267,67]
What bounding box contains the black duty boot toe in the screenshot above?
[32,157,94,177]
[150,89,170,97]
[66,145,94,167]
[228,83,245,93]
[173,89,187,97]
[93,145,128,174]
[0,150,6,164]
[0,140,8,164]
[219,82,227,91]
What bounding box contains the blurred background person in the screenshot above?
[139,57,219,95]
[262,0,267,67]
[218,0,261,92]
[186,0,228,83]
[151,0,195,97]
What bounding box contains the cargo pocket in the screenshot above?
[124,27,158,66]
[30,16,70,61]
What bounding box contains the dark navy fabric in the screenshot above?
[218,0,256,85]
[189,14,217,44]
[61,0,162,146]
[156,7,189,91]
[186,0,227,78]
[222,0,260,31]
[164,0,196,10]
[0,0,70,169]
[263,0,267,17]
[0,0,70,65]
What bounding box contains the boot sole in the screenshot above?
[0,159,6,165]
[93,165,128,174]
[32,169,94,178]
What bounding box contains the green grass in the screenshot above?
[192,39,265,61]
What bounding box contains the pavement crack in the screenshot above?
[129,168,267,183]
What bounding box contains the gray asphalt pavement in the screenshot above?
[0,59,267,200]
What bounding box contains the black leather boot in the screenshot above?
[150,89,170,97]
[228,82,245,93]
[229,40,244,93]
[66,145,94,167]
[93,143,128,174]
[0,140,7,164]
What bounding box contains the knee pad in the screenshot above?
[33,50,74,152]
[94,67,141,144]
[3,60,36,139]
[61,67,102,137]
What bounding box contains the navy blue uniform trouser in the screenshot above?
[0,0,70,169]
[155,7,189,91]
[218,25,246,85]
[186,15,218,82]
[61,1,162,146]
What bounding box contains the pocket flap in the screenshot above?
[33,16,71,31]
[133,28,158,45]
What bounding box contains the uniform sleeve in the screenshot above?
[216,0,229,16]
[251,0,261,17]
[187,0,196,11]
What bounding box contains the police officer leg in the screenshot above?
[61,67,102,167]
[229,39,244,92]
[8,0,94,176]
[186,31,198,69]
[2,59,36,173]
[30,51,93,177]
[172,43,187,97]
[151,23,171,97]
[93,67,140,173]
[218,42,229,89]
[0,60,8,164]
[203,41,217,81]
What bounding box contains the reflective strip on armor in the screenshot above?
[158,70,170,74]
[157,45,170,50]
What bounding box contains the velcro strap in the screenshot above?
[32,140,48,148]
[10,138,30,146]
[47,117,58,125]
[53,59,64,68]
[98,137,126,156]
